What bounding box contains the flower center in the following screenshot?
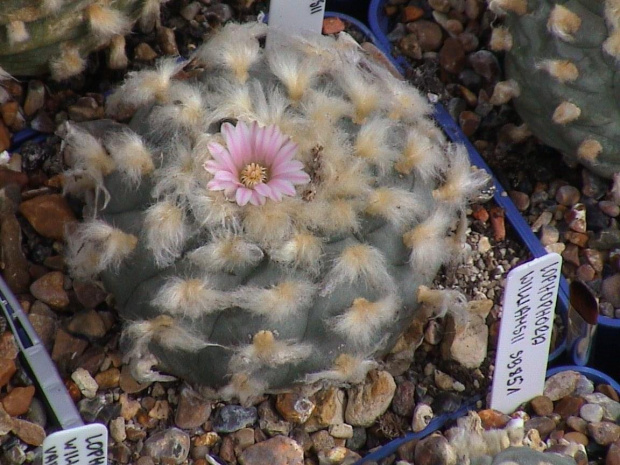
[240,162,267,188]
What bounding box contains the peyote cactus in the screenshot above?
[61,22,489,403]
[0,0,165,80]
[488,0,620,178]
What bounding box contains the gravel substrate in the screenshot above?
[1,0,620,464]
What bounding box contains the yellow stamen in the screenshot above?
[240,163,267,188]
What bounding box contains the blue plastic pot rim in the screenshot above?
[354,365,620,464]
[367,0,571,358]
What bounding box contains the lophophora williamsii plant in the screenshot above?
[488,0,620,178]
[0,0,166,80]
[61,21,490,403]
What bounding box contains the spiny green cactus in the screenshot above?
[0,0,165,80]
[61,22,489,403]
[488,0,620,178]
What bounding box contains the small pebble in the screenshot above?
[580,403,604,423]
[240,436,304,465]
[212,405,257,433]
[588,421,620,446]
[412,404,434,432]
[71,367,99,399]
[143,428,190,464]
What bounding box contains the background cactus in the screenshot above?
[61,22,489,403]
[489,0,620,178]
[0,0,165,80]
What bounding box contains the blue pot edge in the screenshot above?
[354,365,620,464]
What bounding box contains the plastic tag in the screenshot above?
[42,424,108,465]
[267,0,326,36]
[490,253,562,414]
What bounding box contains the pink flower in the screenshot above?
[204,121,311,206]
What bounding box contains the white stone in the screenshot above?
[328,423,353,439]
[441,312,488,369]
[580,403,604,423]
[71,367,99,398]
[110,417,127,442]
[344,371,396,427]
[412,403,433,433]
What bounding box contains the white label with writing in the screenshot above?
[268,0,326,36]
[42,424,108,465]
[490,253,562,414]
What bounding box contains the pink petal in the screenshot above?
[249,190,266,206]
[272,140,298,166]
[236,187,253,206]
[213,170,239,183]
[204,160,226,174]
[208,179,239,191]
[275,171,311,185]
[222,121,252,167]
[207,142,238,175]
[254,124,279,163]
[254,183,275,200]
[268,178,297,197]
[270,160,306,177]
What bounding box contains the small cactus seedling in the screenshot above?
[489,0,620,178]
[62,22,489,403]
[0,0,166,80]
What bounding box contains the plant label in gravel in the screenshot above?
[267,0,326,37]
[42,424,108,465]
[491,253,562,414]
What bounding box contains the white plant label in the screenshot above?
[490,253,562,414]
[268,0,326,36]
[42,424,108,465]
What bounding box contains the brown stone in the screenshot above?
[276,393,315,424]
[134,43,158,61]
[240,436,304,465]
[524,416,556,439]
[2,385,35,416]
[120,364,151,394]
[310,430,336,453]
[439,37,466,74]
[402,6,424,22]
[157,27,179,56]
[306,387,345,432]
[477,409,510,429]
[30,271,70,309]
[73,281,108,308]
[554,396,586,418]
[597,384,620,403]
[95,367,121,390]
[0,167,28,190]
[458,110,480,137]
[0,208,30,293]
[11,418,46,446]
[564,431,588,446]
[564,231,589,248]
[1,101,19,127]
[0,120,11,152]
[19,194,77,241]
[607,440,620,465]
[0,358,17,388]
[0,332,18,360]
[322,17,345,35]
[530,395,554,416]
[490,206,506,241]
[175,386,211,429]
[67,309,107,339]
[588,421,620,446]
[51,327,88,364]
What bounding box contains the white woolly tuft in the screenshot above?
[194,22,266,83]
[317,153,370,200]
[144,200,189,267]
[42,0,64,12]
[62,123,115,210]
[249,82,292,129]
[267,46,319,102]
[535,59,579,83]
[298,198,361,236]
[151,277,231,319]
[123,315,219,383]
[229,330,313,374]
[187,190,241,230]
[106,58,185,115]
[65,220,137,280]
[333,295,400,347]
[242,202,295,247]
[232,281,316,322]
[374,69,432,122]
[206,79,254,123]
[488,0,527,15]
[552,101,581,125]
[139,0,163,32]
[417,285,468,320]
[86,4,133,41]
[489,79,521,105]
[606,0,620,30]
[336,62,380,123]
[7,21,29,46]
[270,233,323,272]
[0,67,14,82]
[321,243,395,296]
[304,353,378,385]
[149,82,206,134]
[603,30,620,58]
[188,235,264,272]
[105,130,154,186]
[354,117,400,175]
[403,208,454,276]
[365,187,425,229]
[50,46,86,81]
[547,4,582,42]
[396,130,445,181]
[489,27,513,52]
[218,373,269,406]
[433,144,492,206]
[108,35,128,70]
